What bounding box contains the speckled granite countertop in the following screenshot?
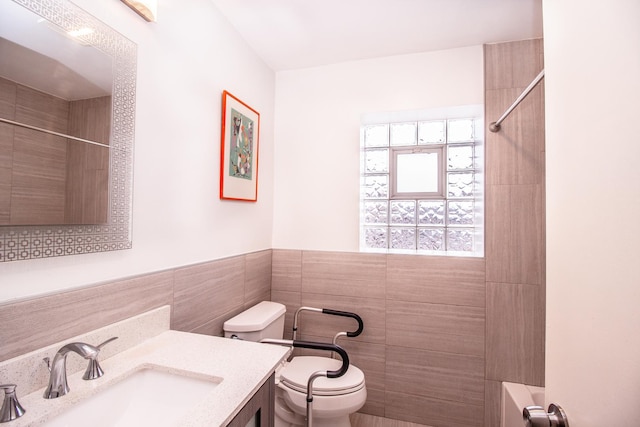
[1,307,290,426]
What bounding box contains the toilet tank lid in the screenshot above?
[223,301,286,332]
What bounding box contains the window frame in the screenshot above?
[389,145,445,200]
[360,106,484,257]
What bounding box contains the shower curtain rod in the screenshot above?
[489,69,545,133]
[0,117,111,148]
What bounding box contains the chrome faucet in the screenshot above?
[43,337,117,399]
[0,384,25,423]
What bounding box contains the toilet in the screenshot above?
[224,301,367,427]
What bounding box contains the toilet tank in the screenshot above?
[223,301,286,342]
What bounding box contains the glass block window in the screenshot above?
[361,116,483,256]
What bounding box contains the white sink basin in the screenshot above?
[43,367,221,427]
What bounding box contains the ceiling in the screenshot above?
[210,0,544,71]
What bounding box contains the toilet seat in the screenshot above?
[279,356,365,396]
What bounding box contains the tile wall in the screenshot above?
[0,250,271,362]
[272,250,486,427]
[483,38,546,427]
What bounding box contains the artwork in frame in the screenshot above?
[220,90,260,201]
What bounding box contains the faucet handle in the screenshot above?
[0,384,26,423]
[82,336,118,381]
[96,336,118,350]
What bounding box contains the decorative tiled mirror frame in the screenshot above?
[0,0,137,262]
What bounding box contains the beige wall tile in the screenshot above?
[245,250,272,305]
[302,251,386,299]
[0,77,17,119]
[191,305,246,337]
[361,387,386,418]
[386,346,484,406]
[272,249,302,293]
[484,39,544,91]
[486,184,544,285]
[386,300,485,357]
[0,123,13,223]
[299,333,386,393]
[386,391,483,427]
[271,290,301,340]
[172,257,245,332]
[386,255,485,307]
[486,282,545,386]
[351,413,432,427]
[0,271,174,361]
[485,88,545,187]
[484,380,502,427]
[15,84,68,133]
[11,129,67,225]
[299,293,385,345]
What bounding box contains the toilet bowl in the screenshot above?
[223,301,367,427]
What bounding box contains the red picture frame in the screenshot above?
[219,91,260,201]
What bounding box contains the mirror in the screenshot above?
[0,0,137,261]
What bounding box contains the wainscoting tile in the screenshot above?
[0,77,17,118]
[351,412,432,427]
[302,251,386,299]
[272,249,302,293]
[386,255,485,307]
[172,257,245,333]
[386,346,485,406]
[361,386,386,417]
[486,282,545,386]
[0,124,13,223]
[245,250,272,306]
[299,333,386,393]
[300,292,385,344]
[386,300,485,357]
[0,270,174,361]
[486,184,544,286]
[386,391,484,427]
[484,380,502,427]
[190,305,246,337]
[271,290,302,340]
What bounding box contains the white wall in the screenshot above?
[272,46,484,251]
[0,0,276,302]
[544,0,640,425]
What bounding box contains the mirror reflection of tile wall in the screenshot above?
[0,0,137,262]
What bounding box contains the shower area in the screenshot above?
[484,37,546,426]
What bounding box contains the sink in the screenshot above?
[43,367,221,427]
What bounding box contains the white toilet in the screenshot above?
[223,301,367,427]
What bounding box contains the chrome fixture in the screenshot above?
[0,384,25,423]
[524,403,569,427]
[43,337,117,399]
[489,69,545,132]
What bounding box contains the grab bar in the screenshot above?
[489,69,545,133]
[260,339,350,427]
[292,306,364,340]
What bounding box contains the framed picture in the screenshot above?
[220,90,260,201]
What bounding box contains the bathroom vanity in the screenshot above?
[0,306,290,426]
